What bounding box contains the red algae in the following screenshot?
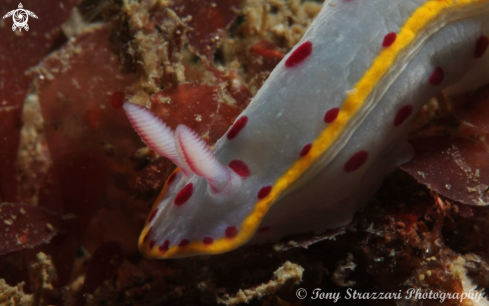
[169,0,245,64]
[0,203,61,256]
[74,242,124,306]
[34,25,148,285]
[150,84,242,145]
[402,137,489,206]
[0,0,78,203]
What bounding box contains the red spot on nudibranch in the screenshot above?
[225,226,238,238]
[159,240,170,252]
[300,144,312,157]
[382,33,397,47]
[429,67,444,86]
[167,173,177,184]
[178,239,190,247]
[149,240,156,249]
[229,160,251,177]
[110,91,125,109]
[203,237,214,245]
[393,105,413,127]
[324,108,340,123]
[227,116,248,140]
[285,41,313,68]
[257,186,272,199]
[148,209,158,222]
[258,226,270,233]
[344,150,369,172]
[475,35,489,59]
[174,183,193,206]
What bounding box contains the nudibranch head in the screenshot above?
[125,103,267,258]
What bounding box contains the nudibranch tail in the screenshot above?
[123,103,193,178]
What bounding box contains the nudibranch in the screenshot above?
[125,0,489,258]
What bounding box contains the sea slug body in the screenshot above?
[124,0,489,258]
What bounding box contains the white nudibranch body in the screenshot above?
[124,0,489,258]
